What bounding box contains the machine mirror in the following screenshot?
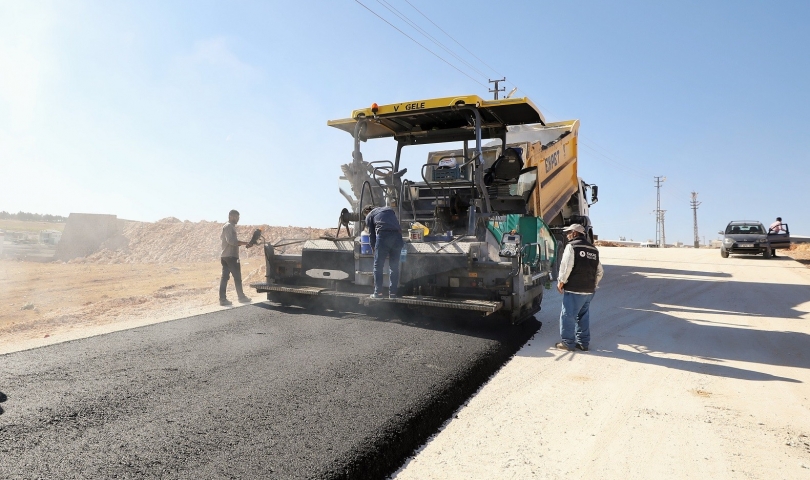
[591,185,599,203]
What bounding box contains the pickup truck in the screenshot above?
[719,220,791,258]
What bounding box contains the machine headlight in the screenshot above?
[724,238,733,243]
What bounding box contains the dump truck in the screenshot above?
[251,95,597,323]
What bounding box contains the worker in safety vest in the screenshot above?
[555,224,603,352]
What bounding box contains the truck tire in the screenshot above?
[720,248,729,258]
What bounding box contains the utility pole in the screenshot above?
[654,176,666,247]
[690,191,701,248]
[660,210,666,247]
[489,78,505,100]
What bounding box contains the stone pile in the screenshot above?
[69,218,332,264]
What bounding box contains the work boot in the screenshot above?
[220,299,233,306]
[238,296,252,304]
[575,343,589,352]
[555,342,574,351]
[369,293,384,299]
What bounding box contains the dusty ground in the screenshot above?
[393,247,810,479]
[0,218,329,354]
[0,259,266,355]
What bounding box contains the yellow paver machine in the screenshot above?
[252,95,597,323]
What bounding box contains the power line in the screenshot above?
[375,0,491,82]
[357,2,557,117]
[356,0,670,198]
[401,0,502,78]
[353,0,488,88]
[399,0,542,109]
[578,142,653,181]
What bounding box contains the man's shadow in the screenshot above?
[0,391,7,415]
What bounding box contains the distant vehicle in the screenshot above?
[639,242,659,248]
[719,220,790,258]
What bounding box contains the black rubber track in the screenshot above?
[0,302,539,479]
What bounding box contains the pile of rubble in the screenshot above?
[70,218,333,264]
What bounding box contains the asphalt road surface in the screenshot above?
[0,302,538,479]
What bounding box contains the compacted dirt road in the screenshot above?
[393,247,810,479]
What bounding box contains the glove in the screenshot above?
[246,229,262,248]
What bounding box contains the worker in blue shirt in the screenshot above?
[362,205,404,299]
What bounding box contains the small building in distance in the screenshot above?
[40,230,62,245]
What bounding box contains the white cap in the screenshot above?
[562,224,585,234]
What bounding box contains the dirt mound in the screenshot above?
[69,221,331,264]
[786,242,810,262]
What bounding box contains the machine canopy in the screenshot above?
[327,95,546,141]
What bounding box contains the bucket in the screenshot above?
[360,233,372,254]
[409,229,424,242]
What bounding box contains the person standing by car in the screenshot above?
[555,224,604,352]
[220,209,252,306]
[363,205,404,299]
[769,217,785,257]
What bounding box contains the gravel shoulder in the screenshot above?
[393,247,810,479]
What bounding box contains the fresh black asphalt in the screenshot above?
[0,302,539,479]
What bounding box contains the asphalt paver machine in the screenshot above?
[252,95,591,323]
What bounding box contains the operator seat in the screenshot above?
[484,147,524,186]
[485,147,535,215]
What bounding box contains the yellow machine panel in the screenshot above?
[521,120,580,225]
[328,95,546,139]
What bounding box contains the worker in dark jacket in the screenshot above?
[363,205,404,299]
[220,209,252,306]
[555,224,603,352]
